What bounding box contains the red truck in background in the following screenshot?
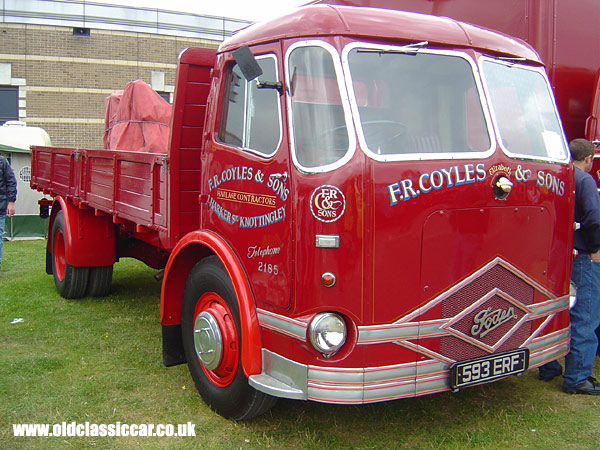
[31,5,574,420]
[589,72,600,179]
[317,0,600,177]
[315,0,600,142]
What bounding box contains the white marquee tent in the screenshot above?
[0,121,51,239]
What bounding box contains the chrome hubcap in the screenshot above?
[193,311,223,370]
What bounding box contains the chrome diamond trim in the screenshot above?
[441,288,532,352]
[397,257,553,324]
[394,339,455,364]
[356,258,568,357]
[522,314,556,346]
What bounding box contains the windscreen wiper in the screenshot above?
[493,56,527,66]
[357,41,429,55]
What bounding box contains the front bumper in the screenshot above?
[249,327,569,403]
[252,257,571,403]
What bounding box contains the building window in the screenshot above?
[157,91,171,103]
[73,27,90,37]
[0,86,18,124]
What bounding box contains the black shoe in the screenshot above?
[563,377,600,395]
[538,368,562,381]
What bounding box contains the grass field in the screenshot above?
[1,239,599,449]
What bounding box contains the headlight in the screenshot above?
[308,312,347,357]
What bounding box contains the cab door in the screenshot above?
[285,40,368,380]
[203,48,292,309]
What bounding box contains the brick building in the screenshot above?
[0,0,249,148]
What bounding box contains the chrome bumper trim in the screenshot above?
[257,309,306,341]
[248,349,308,400]
[250,328,569,404]
[526,328,570,368]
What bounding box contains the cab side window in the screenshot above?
[219,55,281,156]
[288,45,350,169]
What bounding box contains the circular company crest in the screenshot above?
[309,185,346,223]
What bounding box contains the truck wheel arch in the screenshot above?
[46,197,116,268]
[160,230,262,377]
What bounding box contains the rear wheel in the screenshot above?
[87,266,113,297]
[181,256,276,420]
[51,211,89,299]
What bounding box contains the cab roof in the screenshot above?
[220,5,541,63]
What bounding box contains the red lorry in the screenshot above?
[31,5,573,420]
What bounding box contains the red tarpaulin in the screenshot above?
[103,80,171,153]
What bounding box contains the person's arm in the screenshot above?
[579,175,600,260]
[3,160,17,217]
[6,201,15,217]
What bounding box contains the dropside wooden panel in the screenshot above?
[30,147,80,200]
[30,146,168,233]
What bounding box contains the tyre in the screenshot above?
[51,210,89,299]
[87,266,113,297]
[181,256,276,420]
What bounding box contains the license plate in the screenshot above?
[449,348,529,390]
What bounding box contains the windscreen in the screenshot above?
[346,48,491,156]
[482,60,568,161]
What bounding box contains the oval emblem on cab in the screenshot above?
[310,185,346,223]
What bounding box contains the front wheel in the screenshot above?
[51,211,89,299]
[181,256,276,420]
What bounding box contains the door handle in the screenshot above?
[270,171,288,182]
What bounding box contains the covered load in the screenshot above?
[103,80,171,153]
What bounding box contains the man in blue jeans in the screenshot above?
[0,154,17,269]
[539,139,600,394]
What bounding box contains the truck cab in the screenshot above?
[170,6,572,416]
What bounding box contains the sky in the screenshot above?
[104,0,312,22]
